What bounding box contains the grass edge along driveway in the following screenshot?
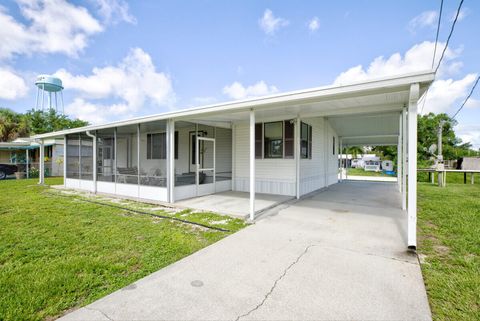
[0,178,246,321]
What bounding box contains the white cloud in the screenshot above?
[308,17,320,32]
[259,9,289,35]
[0,67,28,100]
[0,0,103,60]
[56,48,175,124]
[421,74,478,114]
[91,0,136,24]
[455,123,480,148]
[334,41,460,85]
[223,81,278,100]
[408,10,438,33]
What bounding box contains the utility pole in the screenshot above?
[437,120,445,187]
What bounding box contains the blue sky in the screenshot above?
[1,0,479,147]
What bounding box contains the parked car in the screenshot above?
[0,164,18,180]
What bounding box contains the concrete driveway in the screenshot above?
[59,181,431,321]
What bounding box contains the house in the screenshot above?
[32,71,434,249]
[0,138,64,178]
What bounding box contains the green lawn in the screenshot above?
[0,178,246,321]
[417,182,480,320]
[346,167,394,177]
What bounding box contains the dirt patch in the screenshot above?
[434,245,450,256]
[331,208,349,213]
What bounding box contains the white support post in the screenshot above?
[397,113,402,192]
[295,117,301,199]
[339,138,343,182]
[402,108,407,211]
[63,135,67,187]
[407,83,419,249]
[39,140,45,185]
[137,124,141,198]
[25,149,29,179]
[167,119,175,203]
[232,123,236,191]
[249,109,255,220]
[86,131,97,193]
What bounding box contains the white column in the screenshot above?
[249,109,255,220]
[397,113,402,192]
[167,119,175,203]
[295,117,301,199]
[25,149,29,179]
[402,108,407,210]
[63,135,67,187]
[137,124,141,198]
[408,83,419,249]
[39,140,45,184]
[339,138,343,182]
[93,133,97,193]
[232,123,236,191]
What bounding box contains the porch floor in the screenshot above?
[175,191,293,218]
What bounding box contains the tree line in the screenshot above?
[0,108,88,142]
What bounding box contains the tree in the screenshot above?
[0,108,88,142]
[0,108,29,142]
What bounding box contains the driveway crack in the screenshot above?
[84,307,114,321]
[235,244,316,321]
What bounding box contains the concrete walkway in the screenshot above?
[59,181,431,321]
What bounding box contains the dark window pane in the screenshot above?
[174,131,179,159]
[147,134,152,159]
[284,120,294,158]
[264,122,283,158]
[333,136,335,155]
[255,123,262,158]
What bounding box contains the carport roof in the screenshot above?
[33,70,434,139]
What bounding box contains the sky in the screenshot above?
[1,0,479,148]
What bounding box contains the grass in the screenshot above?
[346,167,394,177]
[0,178,246,321]
[417,181,480,320]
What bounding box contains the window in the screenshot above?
[255,123,262,159]
[264,122,283,158]
[301,122,312,159]
[333,136,336,155]
[284,120,294,158]
[147,132,178,159]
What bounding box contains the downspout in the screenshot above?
[86,131,97,194]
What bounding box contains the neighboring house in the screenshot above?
[0,138,64,177]
[456,157,480,170]
[32,71,434,249]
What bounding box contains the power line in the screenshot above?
[434,0,464,74]
[432,0,444,69]
[451,75,480,119]
[421,0,445,114]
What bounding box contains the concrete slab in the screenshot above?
[175,191,293,217]
[58,181,431,321]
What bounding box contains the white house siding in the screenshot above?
[325,120,339,186]
[233,122,296,196]
[215,127,232,176]
[299,117,326,195]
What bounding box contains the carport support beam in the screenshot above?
[39,139,45,185]
[295,117,301,199]
[167,119,175,203]
[339,138,343,182]
[402,109,407,211]
[397,113,402,192]
[249,109,255,220]
[407,83,419,249]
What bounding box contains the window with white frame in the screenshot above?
[301,122,312,159]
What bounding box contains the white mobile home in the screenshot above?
[33,71,434,249]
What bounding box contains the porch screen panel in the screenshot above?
[284,120,294,158]
[140,120,167,187]
[116,125,138,185]
[215,127,232,182]
[80,134,93,180]
[66,134,80,178]
[97,129,115,182]
[198,124,215,184]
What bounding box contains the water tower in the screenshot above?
[35,75,64,113]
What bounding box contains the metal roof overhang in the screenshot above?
[32,70,434,140]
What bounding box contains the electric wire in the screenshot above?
[451,75,480,119]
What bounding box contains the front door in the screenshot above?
[196,136,215,196]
